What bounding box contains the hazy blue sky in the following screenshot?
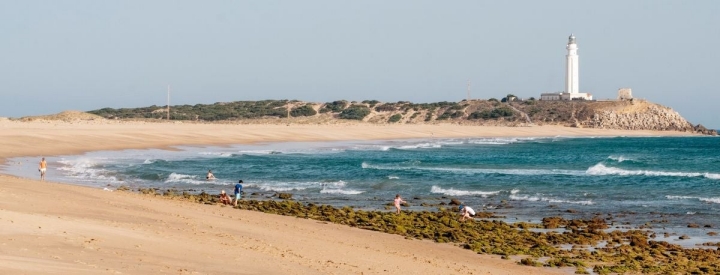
[1,1,718,127]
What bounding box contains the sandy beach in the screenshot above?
[0,120,697,274]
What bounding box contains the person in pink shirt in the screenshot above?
[394,194,406,214]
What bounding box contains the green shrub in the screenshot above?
[362,100,380,108]
[320,100,347,113]
[339,105,371,120]
[468,106,515,120]
[290,105,317,117]
[375,104,396,112]
[388,114,402,123]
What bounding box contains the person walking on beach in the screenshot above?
[459,205,476,222]
[39,157,47,181]
[206,170,216,180]
[394,194,406,214]
[233,180,243,207]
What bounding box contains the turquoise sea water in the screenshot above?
[5,136,720,242]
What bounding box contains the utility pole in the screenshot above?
[167,85,170,120]
[466,80,471,101]
[286,100,290,125]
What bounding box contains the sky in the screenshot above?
[1,1,718,128]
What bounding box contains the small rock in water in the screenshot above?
[679,235,690,240]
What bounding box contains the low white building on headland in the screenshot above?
[540,34,593,101]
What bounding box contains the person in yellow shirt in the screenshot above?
[39,157,47,181]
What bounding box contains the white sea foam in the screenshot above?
[587,163,720,179]
[607,155,633,163]
[164,173,211,185]
[258,186,308,192]
[55,158,121,183]
[699,198,720,204]
[430,186,500,197]
[509,194,594,205]
[510,189,520,195]
[665,195,720,204]
[388,176,400,180]
[142,159,155,164]
[362,162,584,176]
[466,137,531,145]
[247,180,346,192]
[198,152,233,157]
[396,143,442,150]
[320,189,364,195]
[666,195,696,200]
[687,212,696,215]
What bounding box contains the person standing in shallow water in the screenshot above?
[39,157,47,181]
[394,194,406,214]
[206,170,215,180]
[233,180,243,207]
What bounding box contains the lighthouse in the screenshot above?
[565,34,579,95]
[539,34,592,101]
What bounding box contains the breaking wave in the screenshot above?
[509,194,594,205]
[362,162,583,176]
[164,173,213,185]
[666,195,720,204]
[430,186,501,197]
[587,163,720,179]
[607,155,635,163]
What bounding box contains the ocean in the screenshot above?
[5,136,720,244]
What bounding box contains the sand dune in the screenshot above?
[0,120,695,274]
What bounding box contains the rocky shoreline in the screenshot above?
[125,186,720,274]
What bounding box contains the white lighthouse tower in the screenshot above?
[565,34,579,95]
[539,34,592,101]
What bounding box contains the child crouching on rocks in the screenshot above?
[459,205,475,221]
[219,190,231,205]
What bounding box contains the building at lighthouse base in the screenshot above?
[540,92,593,101]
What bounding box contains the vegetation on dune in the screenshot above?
[388,114,402,123]
[319,100,347,113]
[83,98,716,135]
[290,104,317,117]
[339,105,371,120]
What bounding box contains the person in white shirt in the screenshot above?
[206,170,216,180]
[459,205,475,221]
